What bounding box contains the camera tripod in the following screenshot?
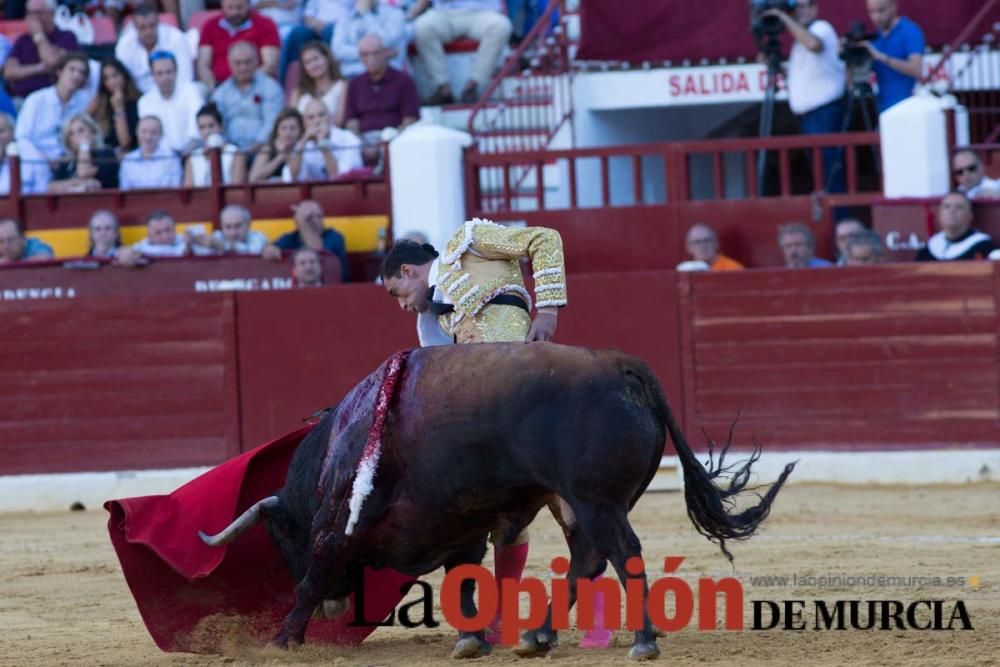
[755,35,783,196]
[822,77,879,193]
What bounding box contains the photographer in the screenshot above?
[863,0,924,112]
[762,1,845,191]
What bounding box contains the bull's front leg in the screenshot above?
[273,511,355,648]
[447,542,492,659]
[272,581,326,648]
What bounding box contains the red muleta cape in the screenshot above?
[105,423,414,653]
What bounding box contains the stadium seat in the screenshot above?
[0,19,26,39]
[408,38,481,57]
[91,15,116,45]
[187,10,219,35]
[122,13,180,29]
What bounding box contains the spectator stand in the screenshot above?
[1,149,391,281]
[464,133,882,271]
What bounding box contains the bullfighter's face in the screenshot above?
[384,263,431,313]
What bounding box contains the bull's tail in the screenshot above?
[198,496,280,547]
[629,359,795,563]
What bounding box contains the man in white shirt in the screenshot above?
[118,210,189,265]
[411,0,512,104]
[0,112,50,194]
[15,52,92,161]
[952,149,1000,200]
[115,3,194,94]
[763,1,846,191]
[138,51,204,154]
[293,98,362,181]
[188,204,269,255]
[119,116,183,190]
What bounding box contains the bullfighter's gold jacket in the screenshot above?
[419,219,568,346]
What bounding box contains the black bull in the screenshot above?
[200,343,794,659]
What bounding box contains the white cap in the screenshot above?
[988,249,1000,261]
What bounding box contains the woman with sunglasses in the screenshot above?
[86,57,141,156]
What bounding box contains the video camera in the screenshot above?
[749,0,796,37]
[841,21,879,82]
[842,21,879,66]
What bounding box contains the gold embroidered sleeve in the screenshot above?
[468,224,568,308]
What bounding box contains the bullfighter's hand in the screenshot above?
[527,308,558,342]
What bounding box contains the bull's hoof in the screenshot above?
[451,636,492,659]
[313,597,350,619]
[628,641,660,661]
[510,631,556,658]
[268,635,301,650]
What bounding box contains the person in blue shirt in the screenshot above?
[863,0,924,113]
[0,218,54,263]
[261,199,350,282]
[778,222,833,268]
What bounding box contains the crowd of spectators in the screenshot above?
[0,0,525,197]
[678,148,1000,272]
[0,197,350,285]
[1,0,997,280]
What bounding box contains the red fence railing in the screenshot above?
[1,148,391,231]
[465,132,882,216]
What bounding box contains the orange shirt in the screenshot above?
[711,255,744,271]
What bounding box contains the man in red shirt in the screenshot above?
[197,0,280,89]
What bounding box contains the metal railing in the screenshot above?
[466,0,573,153]
[920,0,1000,144]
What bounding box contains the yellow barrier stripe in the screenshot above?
[29,215,389,257]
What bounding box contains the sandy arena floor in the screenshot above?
[0,483,997,667]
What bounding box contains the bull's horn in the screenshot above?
[198,495,280,547]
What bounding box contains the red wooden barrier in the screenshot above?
[234,285,416,447]
[678,264,1000,450]
[235,272,686,448]
[2,264,998,475]
[0,255,343,300]
[0,293,240,474]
